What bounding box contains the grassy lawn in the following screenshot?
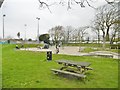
[2,44,118,88]
[64,43,107,47]
[80,47,119,53]
[17,43,44,48]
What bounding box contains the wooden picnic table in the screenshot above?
[56,60,92,73]
[51,60,93,79]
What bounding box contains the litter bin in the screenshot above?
[47,51,52,61]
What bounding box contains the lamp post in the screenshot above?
[3,14,6,39]
[24,24,27,49]
[36,17,40,43]
[24,24,27,42]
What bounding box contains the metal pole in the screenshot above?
[3,14,6,39]
[36,17,40,43]
[24,24,27,49]
[24,24,27,41]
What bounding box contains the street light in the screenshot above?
[36,17,40,43]
[24,24,27,49]
[3,14,6,39]
[24,24,27,41]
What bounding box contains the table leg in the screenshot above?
[81,66,86,74]
[77,66,82,73]
[60,63,68,70]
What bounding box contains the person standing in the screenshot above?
[56,47,59,54]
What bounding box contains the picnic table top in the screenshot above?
[56,60,91,67]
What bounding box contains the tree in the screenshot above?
[38,0,117,12]
[91,23,100,43]
[64,26,74,44]
[17,32,20,39]
[72,29,78,43]
[28,38,32,41]
[86,37,90,43]
[110,23,119,44]
[94,8,106,49]
[48,25,64,45]
[93,4,119,49]
[95,4,118,41]
[38,0,95,13]
[20,38,23,41]
[77,26,89,43]
[39,34,50,44]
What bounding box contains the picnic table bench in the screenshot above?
[51,60,93,79]
[51,69,86,79]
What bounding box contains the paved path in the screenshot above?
[20,46,119,59]
[49,46,119,59]
[49,46,86,55]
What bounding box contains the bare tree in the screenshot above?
[64,26,74,43]
[95,4,118,41]
[38,0,95,12]
[93,3,119,49]
[110,23,119,44]
[91,23,100,43]
[38,0,118,13]
[94,10,106,49]
[48,25,65,46]
[77,26,89,43]
[72,29,78,43]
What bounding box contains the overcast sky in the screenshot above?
[0,0,107,40]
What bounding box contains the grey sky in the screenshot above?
[0,0,107,40]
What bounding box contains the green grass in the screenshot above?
[64,43,118,48]
[80,47,119,53]
[80,47,99,53]
[64,43,105,47]
[63,43,119,53]
[2,44,118,88]
[17,43,44,48]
